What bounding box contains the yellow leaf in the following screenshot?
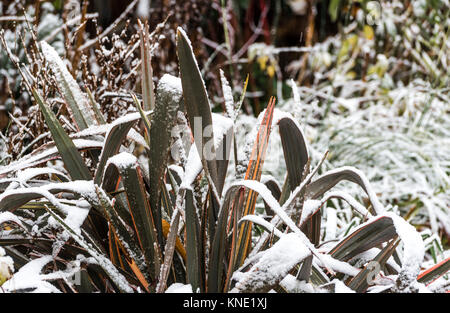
[162,219,187,261]
[257,55,268,70]
[348,34,358,48]
[363,25,374,40]
[346,71,357,79]
[266,64,275,78]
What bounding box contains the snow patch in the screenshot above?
[165,283,193,293]
[231,233,311,292]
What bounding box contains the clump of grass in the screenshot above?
[0,11,447,292]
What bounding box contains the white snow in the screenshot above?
[180,113,233,189]
[211,113,234,152]
[239,215,284,238]
[136,0,150,19]
[165,283,193,293]
[279,274,319,293]
[45,201,134,292]
[0,139,102,177]
[299,199,322,226]
[40,41,97,128]
[0,212,26,230]
[351,247,402,273]
[105,151,138,171]
[159,74,183,97]
[231,233,311,292]
[314,166,385,215]
[15,167,69,184]
[180,144,202,190]
[384,212,425,291]
[228,180,280,212]
[0,247,14,285]
[0,181,97,236]
[321,190,372,218]
[331,279,356,293]
[325,207,337,241]
[0,255,59,293]
[220,69,235,119]
[314,254,360,277]
[227,179,335,274]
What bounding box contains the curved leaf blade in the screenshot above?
[329,216,397,261]
[176,27,219,192]
[32,88,91,181]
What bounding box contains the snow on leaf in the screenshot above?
[165,283,193,293]
[0,255,59,293]
[231,233,311,293]
[40,41,97,130]
[299,199,322,226]
[220,69,235,119]
[180,113,233,190]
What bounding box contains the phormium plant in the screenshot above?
[0,19,447,293]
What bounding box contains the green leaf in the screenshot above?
[32,88,91,181]
[305,167,383,214]
[94,123,136,185]
[310,263,330,285]
[278,117,309,191]
[103,154,162,280]
[41,41,97,130]
[417,257,450,285]
[185,189,203,292]
[215,122,234,196]
[277,115,311,281]
[96,187,151,291]
[262,177,281,215]
[147,75,182,249]
[138,20,156,112]
[329,0,341,22]
[329,216,397,261]
[208,185,239,292]
[156,210,181,293]
[176,27,219,193]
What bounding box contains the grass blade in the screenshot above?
[176,27,219,193]
[94,119,136,185]
[32,88,91,181]
[147,75,182,249]
[417,257,450,285]
[40,41,97,130]
[278,116,309,191]
[185,189,204,292]
[306,166,384,214]
[138,20,155,111]
[103,153,162,280]
[233,97,276,269]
